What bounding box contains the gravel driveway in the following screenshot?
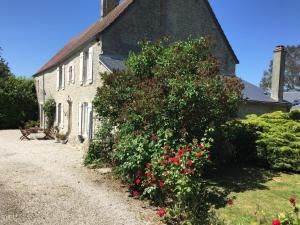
[0,130,161,225]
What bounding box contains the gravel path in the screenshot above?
[0,130,161,225]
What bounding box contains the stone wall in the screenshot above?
[238,101,290,118]
[102,0,237,75]
[35,41,109,149]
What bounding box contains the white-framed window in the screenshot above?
[56,66,65,90]
[78,102,93,139]
[67,65,75,84]
[79,46,93,85]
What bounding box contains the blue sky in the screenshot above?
[0,0,299,85]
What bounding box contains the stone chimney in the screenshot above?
[271,45,286,102]
[101,0,119,18]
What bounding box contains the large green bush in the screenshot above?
[88,37,243,224]
[243,111,300,172]
[0,76,38,129]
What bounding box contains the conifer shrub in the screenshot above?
[243,111,300,172]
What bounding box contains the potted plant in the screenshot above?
[55,133,61,143]
[60,134,68,144]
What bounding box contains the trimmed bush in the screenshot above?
[243,111,300,172]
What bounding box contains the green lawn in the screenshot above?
[205,166,300,225]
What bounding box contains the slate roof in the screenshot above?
[99,55,127,72]
[35,0,239,76]
[283,92,300,109]
[34,0,134,76]
[242,80,276,103]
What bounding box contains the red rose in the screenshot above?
[164,145,169,151]
[187,160,193,167]
[146,171,152,177]
[178,149,185,156]
[164,155,170,159]
[143,181,148,186]
[170,157,179,163]
[289,197,296,205]
[199,144,205,150]
[162,160,168,165]
[135,178,141,185]
[133,191,139,198]
[272,220,281,225]
[178,161,183,166]
[159,181,165,187]
[184,168,189,173]
[169,149,174,153]
[227,199,234,206]
[151,176,156,182]
[190,170,196,176]
[186,148,191,152]
[157,208,166,217]
[146,164,151,169]
[197,152,203,157]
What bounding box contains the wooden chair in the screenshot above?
[43,128,57,140]
[19,128,31,141]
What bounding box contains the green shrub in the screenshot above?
[88,37,244,224]
[24,120,40,128]
[0,76,38,129]
[210,120,258,165]
[289,109,300,121]
[243,111,300,172]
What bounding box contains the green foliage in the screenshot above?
[24,120,40,128]
[210,120,258,165]
[243,111,300,172]
[85,118,114,166]
[289,109,300,121]
[0,76,38,129]
[89,37,244,224]
[260,45,300,91]
[0,48,13,80]
[43,97,56,128]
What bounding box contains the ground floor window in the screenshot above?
[79,102,93,139]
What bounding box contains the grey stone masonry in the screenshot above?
[271,45,286,102]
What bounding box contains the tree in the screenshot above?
[0,76,38,129]
[0,48,13,79]
[260,45,300,91]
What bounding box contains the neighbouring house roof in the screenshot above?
[34,0,134,76]
[284,92,300,109]
[242,80,277,103]
[34,0,239,76]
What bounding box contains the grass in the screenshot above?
[205,166,300,225]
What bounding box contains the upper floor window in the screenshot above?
[80,47,93,85]
[83,50,89,83]
[57,66,65,90]
[68,65,75,84]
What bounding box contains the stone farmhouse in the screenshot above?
[34,0,290,147]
